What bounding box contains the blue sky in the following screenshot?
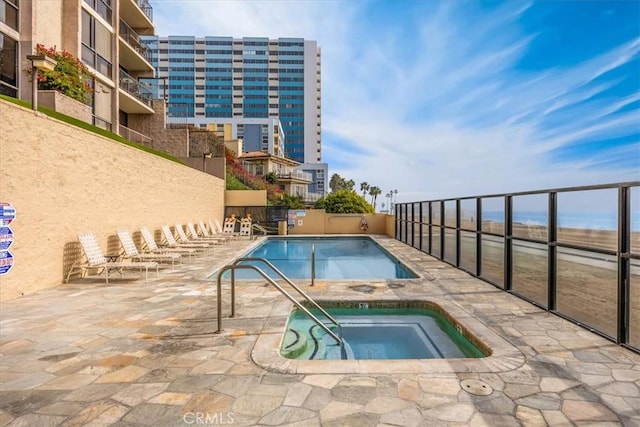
[149,0,640,203]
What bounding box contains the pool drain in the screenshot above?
[349,284,376,293]
[460,379,493,396]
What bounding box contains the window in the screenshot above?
[0,32,18,97]
[1,0,19,31]
[83,0,112,23]
[81,10,113,78]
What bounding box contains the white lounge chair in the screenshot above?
[66,233,158,284]
[199,220,232,243]
[117,229,182,269]
[186,222,226,244]
[140,227,197,262]
[212,219,224,234]
[174,223,217,250]
[161,225,210,254]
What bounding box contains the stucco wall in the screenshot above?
[0,100,225,301]
[225,190,267,207]
[287,211,392,235]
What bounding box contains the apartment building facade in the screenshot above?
[143,35,322,166]
[199,117,287,159]
[0,0,157,142]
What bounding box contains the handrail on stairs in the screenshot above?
[251,223,269,238]
[215,258,343,345]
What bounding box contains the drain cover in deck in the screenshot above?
[460,379,493,396]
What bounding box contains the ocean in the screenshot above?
[479,211,640,232]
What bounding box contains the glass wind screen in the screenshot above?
[556,248,618,339]
[557,189,617,251]
[482,197,504,235]
[460,199,476,231]
[512,194,548,242]
[512,240,548,307]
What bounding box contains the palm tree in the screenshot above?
[360,182,370,198]
[369,186,381,210]
[329,173,343,193]
[345,179,355,192]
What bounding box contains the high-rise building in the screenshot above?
[1,0,158,140]
[143,35,322,165]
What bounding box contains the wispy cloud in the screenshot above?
[150,0,640,201]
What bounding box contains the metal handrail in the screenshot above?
[216,263,343,345]
[311,243,315,287]
[251,223,269,235]
[231,257,340,327]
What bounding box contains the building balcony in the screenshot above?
[119,20,154,75]
[120,0,154,34]
[276,170,313,184]
[118,69,154,114]
[300,192,322,204]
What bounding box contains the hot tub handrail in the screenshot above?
[216,264,343,345]
[230,257,340,329]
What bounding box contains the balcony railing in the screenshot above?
[119,69,153,107]
[395,181,640,353]
[277,170,313,182]
[300,192,322,203]
[119,19,152,63]
[136,0,153,22]
[119,124,152,147]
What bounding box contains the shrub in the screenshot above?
[28,44,93,104]
[314,190,374,213]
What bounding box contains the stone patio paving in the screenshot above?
[1,235,638,426]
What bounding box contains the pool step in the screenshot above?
[281,325,343,360]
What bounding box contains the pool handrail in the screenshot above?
[216,263,343,345]
[251,223,269,238]
[228,257,341,329]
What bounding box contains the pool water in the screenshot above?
[233,236,417,279]
[281,305,486,360]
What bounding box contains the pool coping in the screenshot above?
[251,295,525,375]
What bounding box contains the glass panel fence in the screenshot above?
[481,235,504,288]
[421,224,429,253]
[512,240,548,307]
[512,194,548,241]
[421,202,429,223]
[557,189,617,251]
[444,229,457,264]
[396,183,638,350]
[482,197,504,235]
[632,186,640,349]
[556,249,618,339]
[432,202,442,226]
[631,261,640,348]
[459,231,476,274]
[413,223,421,249]
[460,199,476,231]
[444,200,457,228]
[632,186,640,254]
[431,226,441,258]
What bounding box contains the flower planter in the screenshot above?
[38,90,92,124]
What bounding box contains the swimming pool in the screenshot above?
[281,301,487,360]
[232,236,417,280]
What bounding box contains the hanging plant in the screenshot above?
[27,44,94,104]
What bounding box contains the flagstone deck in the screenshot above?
[1,235,638,426]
